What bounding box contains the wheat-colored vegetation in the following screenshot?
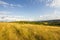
[0,22,60,40]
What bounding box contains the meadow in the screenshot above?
[0,22,60,40]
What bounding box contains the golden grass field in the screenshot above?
[0,22,60,40]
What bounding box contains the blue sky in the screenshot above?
[0,0,60,21]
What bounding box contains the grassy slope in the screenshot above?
[0,22,60,40]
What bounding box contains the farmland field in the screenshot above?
[0,22,60,40]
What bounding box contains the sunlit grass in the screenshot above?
[0,22,60,40]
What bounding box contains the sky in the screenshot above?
[0,0,60,21]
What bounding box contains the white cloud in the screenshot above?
[0,10,60,21]
[0,11,34,21]
[0,0,23,8]
[38,10,60,21]
[0,16,34,21]
[46,0,60,8]
[0,14,34,22]
[0,11,11,15]
[33,0,60,8]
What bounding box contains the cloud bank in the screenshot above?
[0,11,34,21]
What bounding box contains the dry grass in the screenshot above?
[0,22,60,40]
